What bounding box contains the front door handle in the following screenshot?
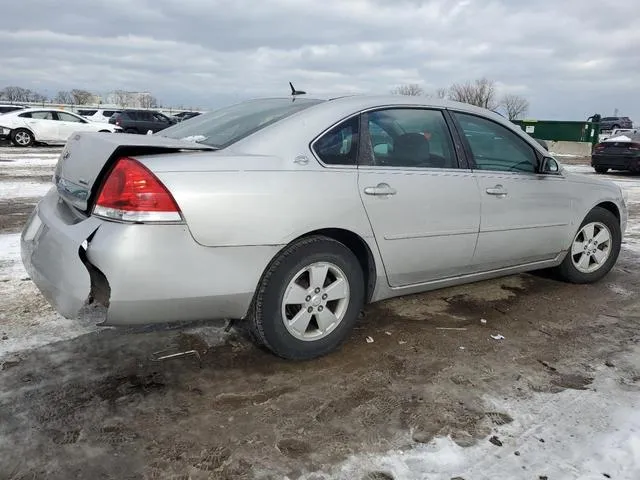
[364,183,397,196]
[486,184,508,197]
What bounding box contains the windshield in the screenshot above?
[158,98,323,148]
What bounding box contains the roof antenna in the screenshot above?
[289,82,306,96]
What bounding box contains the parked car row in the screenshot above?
[0,106,204,146]
[0,108,121,147]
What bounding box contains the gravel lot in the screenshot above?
[0,146,639,480]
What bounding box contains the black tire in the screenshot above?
[11,128,34,147]
[594,166,608,174]
[98,129,110,133]
[248,235,365,360]
[554,207,621,284]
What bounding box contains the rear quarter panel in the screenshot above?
[153,159,376,247]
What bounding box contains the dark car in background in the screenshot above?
[109,109,176,134]
[599,116,633,131]
[592,131,640,173]
[0,104,26,114]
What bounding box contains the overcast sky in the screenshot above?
[1,0,638,120]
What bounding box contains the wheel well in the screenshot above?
[595,202,620,222]
[297,228,377,302]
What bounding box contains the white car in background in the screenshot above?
[0,108,121,147]
[77,108,122,123]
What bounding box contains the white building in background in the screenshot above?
[105,91,157,108]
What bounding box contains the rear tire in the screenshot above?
[12,129,34,147]
[554,207,621,284]
[594,166,608,174]
[248,235,365,360]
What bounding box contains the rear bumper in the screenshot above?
[22,189,282,326]
[592,154,640,171]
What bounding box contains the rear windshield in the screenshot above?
[158,98,323,148]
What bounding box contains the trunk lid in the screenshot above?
[54,132,215,211]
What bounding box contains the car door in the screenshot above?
[134,111,154,132]
[451,111,573,271]
[355,108,481,287]
[19,111,60,141]
[55,111,95,141]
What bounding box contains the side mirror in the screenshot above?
[540,157,559,174]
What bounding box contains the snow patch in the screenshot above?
[0,233,98,358]
[303,362,640,480]
[0,180,53,198]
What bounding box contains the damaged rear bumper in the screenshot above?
[21,188,281,326]
[21,188,102,317]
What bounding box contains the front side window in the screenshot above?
[366,109,457,168]
[454,112,537,173]
[159,98,323,148]
[313,116,359,165]
[153,113,169,122]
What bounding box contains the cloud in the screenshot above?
[0,0,638,120]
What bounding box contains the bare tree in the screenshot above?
[448,77,498,110]
[391,84,425,96]
[54,90,74,104]
[29,92,47,103]
[435,87,448,99]
[1,86,31,102]
[112,90,131,107]
[71,89,93,105]
[500,94,529,120]
[139,93,158,108]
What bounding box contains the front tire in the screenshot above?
[249,236,365,360]
[554,207,621,283]
[594,166,609,174]
[12,129,34,147]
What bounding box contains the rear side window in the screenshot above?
[23,111,55,120]
[102,110,118,117]
[78,109,97,116]
[313,116,360,165]
[454,112,537,173]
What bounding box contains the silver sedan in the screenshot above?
[21,95,628,359]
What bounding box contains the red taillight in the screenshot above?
[593,143,605,152]
[93,157,182,222]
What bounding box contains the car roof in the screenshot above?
[241,93,499,116]
[8,107,80,114]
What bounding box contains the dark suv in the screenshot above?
[599,116,633,131]
[109,109,176,134]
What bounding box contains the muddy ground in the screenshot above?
[0,147,639,479]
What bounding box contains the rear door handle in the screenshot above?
[486,184,508,197]
[364,183,397,196]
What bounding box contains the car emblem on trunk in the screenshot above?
[62,150,70,160]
